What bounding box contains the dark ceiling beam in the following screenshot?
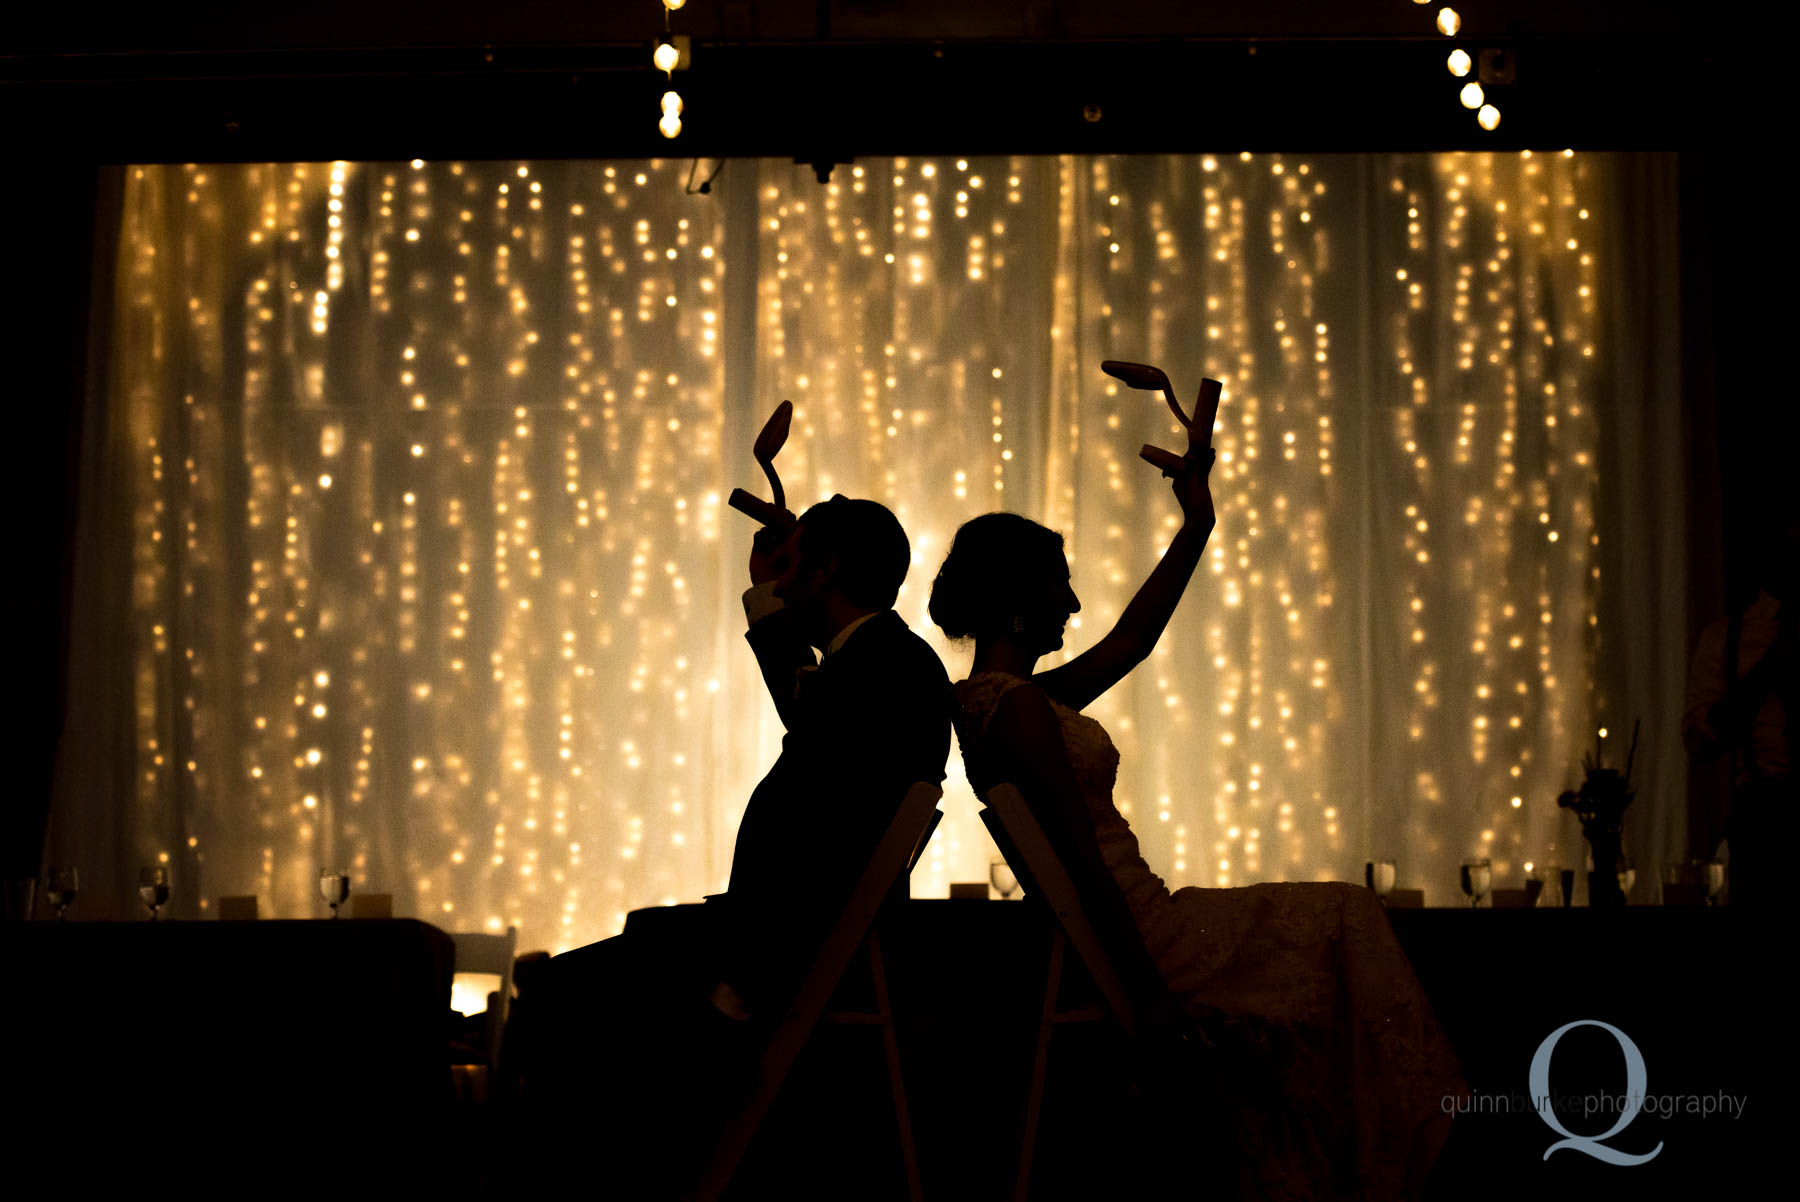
[4,35,1731,162]
[0,0,1710,57]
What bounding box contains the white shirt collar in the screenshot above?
[827,611,881,657]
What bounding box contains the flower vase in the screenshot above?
[1558,761,1635,909]
[1586,830,1626,908]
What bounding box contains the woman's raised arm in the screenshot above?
[1036,450,1216,712]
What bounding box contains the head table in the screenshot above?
[535,899,1786,1200]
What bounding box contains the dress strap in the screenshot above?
[952,671,1033,745]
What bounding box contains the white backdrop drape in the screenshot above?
[49,152,1689,951]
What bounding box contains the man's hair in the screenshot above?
[794,496,911,611]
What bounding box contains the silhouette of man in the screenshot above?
[532,497,949,1179]
[713,495,952,1021]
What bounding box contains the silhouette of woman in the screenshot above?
[933,450,1465,1200]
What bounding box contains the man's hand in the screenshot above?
[748,517,796,585]
[1172,448,1216,529]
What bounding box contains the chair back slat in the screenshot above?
[691,781,941,1202]
[981,784,1138,1039]
[450,926,517,1069]
[907,806,945,874]
[779,782,942,1027]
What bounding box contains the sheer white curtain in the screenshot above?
[50,152,1687,951]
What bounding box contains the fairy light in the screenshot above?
[653,1,687,138]
[1424,4,1504,130]
[84,150,1608,940]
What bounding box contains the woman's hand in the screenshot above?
[1172,448,1216,529]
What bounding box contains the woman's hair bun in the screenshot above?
[929,512,1064,639]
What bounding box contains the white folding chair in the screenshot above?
[979,783,1140,1202]
[690,781,943,1202]
[450,925,518,1077]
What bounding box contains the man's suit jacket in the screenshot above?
[722,606,951,1006]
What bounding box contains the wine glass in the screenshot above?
[1616,856,1636,901]
[989,859,1018,900]
[1535,863,1564,908]
[1459,858,1492,908]
[1660,860,1691,906]
[138,866,170,920]
[319,869,350,918]
[1701,859,1725,906]
[46,866,78,920]
[1366,860,1397,901]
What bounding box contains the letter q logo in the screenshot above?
[1529,1019,1663,1165]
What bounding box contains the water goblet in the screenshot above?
[1459,858,1492,908]
[1365,860,1397,901]
[1660,860,1693,906]
[319,869,350,918]
[1616,856,1636,901]
[46,866,79,920]
[1701,859,1725,906]
[1530,864,1557,907]
[989,859,1018,900]
[138,866,170,920]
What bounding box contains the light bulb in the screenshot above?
[659,112,682,139]
[653,41,679,73]
[1478,104,1501,130]
[1460,81,1485,109]
[1447,49,1472,77]
[663,0,686,9]
[662,90,683,116]
[1437,7,1461,36]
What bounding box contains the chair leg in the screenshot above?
[866,932,924,1202]
[1015,927,1065,1202]
[690,1017,804,1202]
[693,934,921,1202]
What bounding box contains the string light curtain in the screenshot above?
[51,152,1688,952]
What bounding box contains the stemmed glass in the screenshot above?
[319,869,350,918]
[1701,859,1725,906]
[1616,856,1636,901]
[1535,863,1564,908]
[46,866,79,920]
[989,859,1018,900]
[138,866,170,920]
[1365,860,1397,903]
[1459,858,1492,908]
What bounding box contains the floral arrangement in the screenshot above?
[1557,719,1639,906]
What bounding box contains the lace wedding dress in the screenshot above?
[954,671,1466,1201]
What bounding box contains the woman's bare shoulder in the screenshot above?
[954,671,1045,739]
